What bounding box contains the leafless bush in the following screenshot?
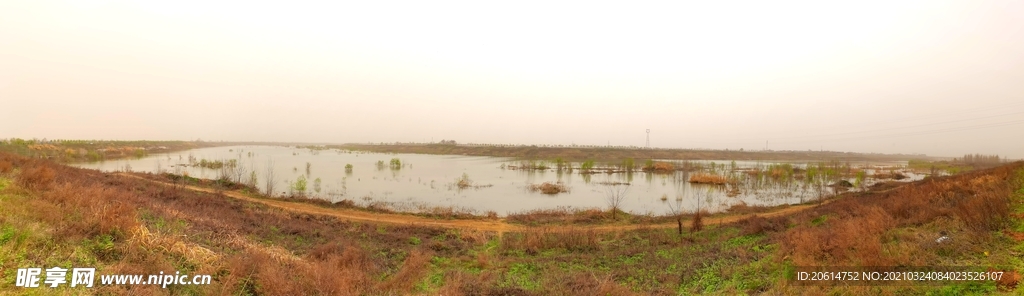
[246,162,258,189]
[264,159,276,197]
[605,185,629,219]
[665,193,686,235]
[690,185,715,233]
[233,160,247,184]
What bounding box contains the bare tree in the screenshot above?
[665,180,688,235]
[605,185,629,219]
[231,156,247,184]
[691,185,714,233]
[246,160,258,188]
[264,159,276,197]
[217,160,232,183]
[665,194,686,235]
[214,163,228,195]
[172,164,184,190]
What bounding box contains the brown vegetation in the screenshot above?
[0,152,507,294]
[528,182,569,194]
[724,201,772,215]
[3,150,1021,294]
[0,159,12,174]
[506,207,607,225]
[737,215,786,236]
[688,172,728,185]
[456,178,471,189]
[0,139,227,163]
[778,163,1020,267]
[998,270,1021,291]
[500,227,599,255]
[16,163,55,190]
[690,210,705,232]
[642,161,675,173]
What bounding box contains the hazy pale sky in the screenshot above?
[2,1,1022,158]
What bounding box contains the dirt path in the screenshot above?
[120,173,826,234]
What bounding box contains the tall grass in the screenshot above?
[688,172,728,185]
[643,161,675,173]
[500,227,598,254]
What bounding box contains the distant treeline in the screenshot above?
[955,154,1004,165]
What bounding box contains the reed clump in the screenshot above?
[642,161,675,173]
[529,182,569,194]
[688,172,728,185]
[450,173,492,190]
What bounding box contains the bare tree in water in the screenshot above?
[264,159,276,197]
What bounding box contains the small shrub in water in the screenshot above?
[529,182,569,194]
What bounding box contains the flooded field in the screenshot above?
[73,145,924,216]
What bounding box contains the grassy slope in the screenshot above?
[0,140,227,163]
[0,153,1022,295]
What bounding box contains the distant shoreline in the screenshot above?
[333,143,936,162]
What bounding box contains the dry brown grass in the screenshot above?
[0,159,12,174]
[376,249,431,292]
[0,152,474,295]
[778,163,1020,267]
[738,215,786,236]
[690,210,706,232]
[529,182,569,194]
[547,272,637,295]
[998,270,1021,292]
[4,151,1018,294]
[725,201,772,215]
[16,164,55,190]
[689,172,728,185]
[500,227,599,254]
[506,207,606,225]
[456,178,471,189]
[643,161,675,173]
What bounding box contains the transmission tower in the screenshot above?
[645,129,650,149]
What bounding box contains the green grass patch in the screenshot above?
[811,215,828,226]
[726,234,765,248]
[414,270,444,292]
[0,191,106,294]
[500,262,540,290]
